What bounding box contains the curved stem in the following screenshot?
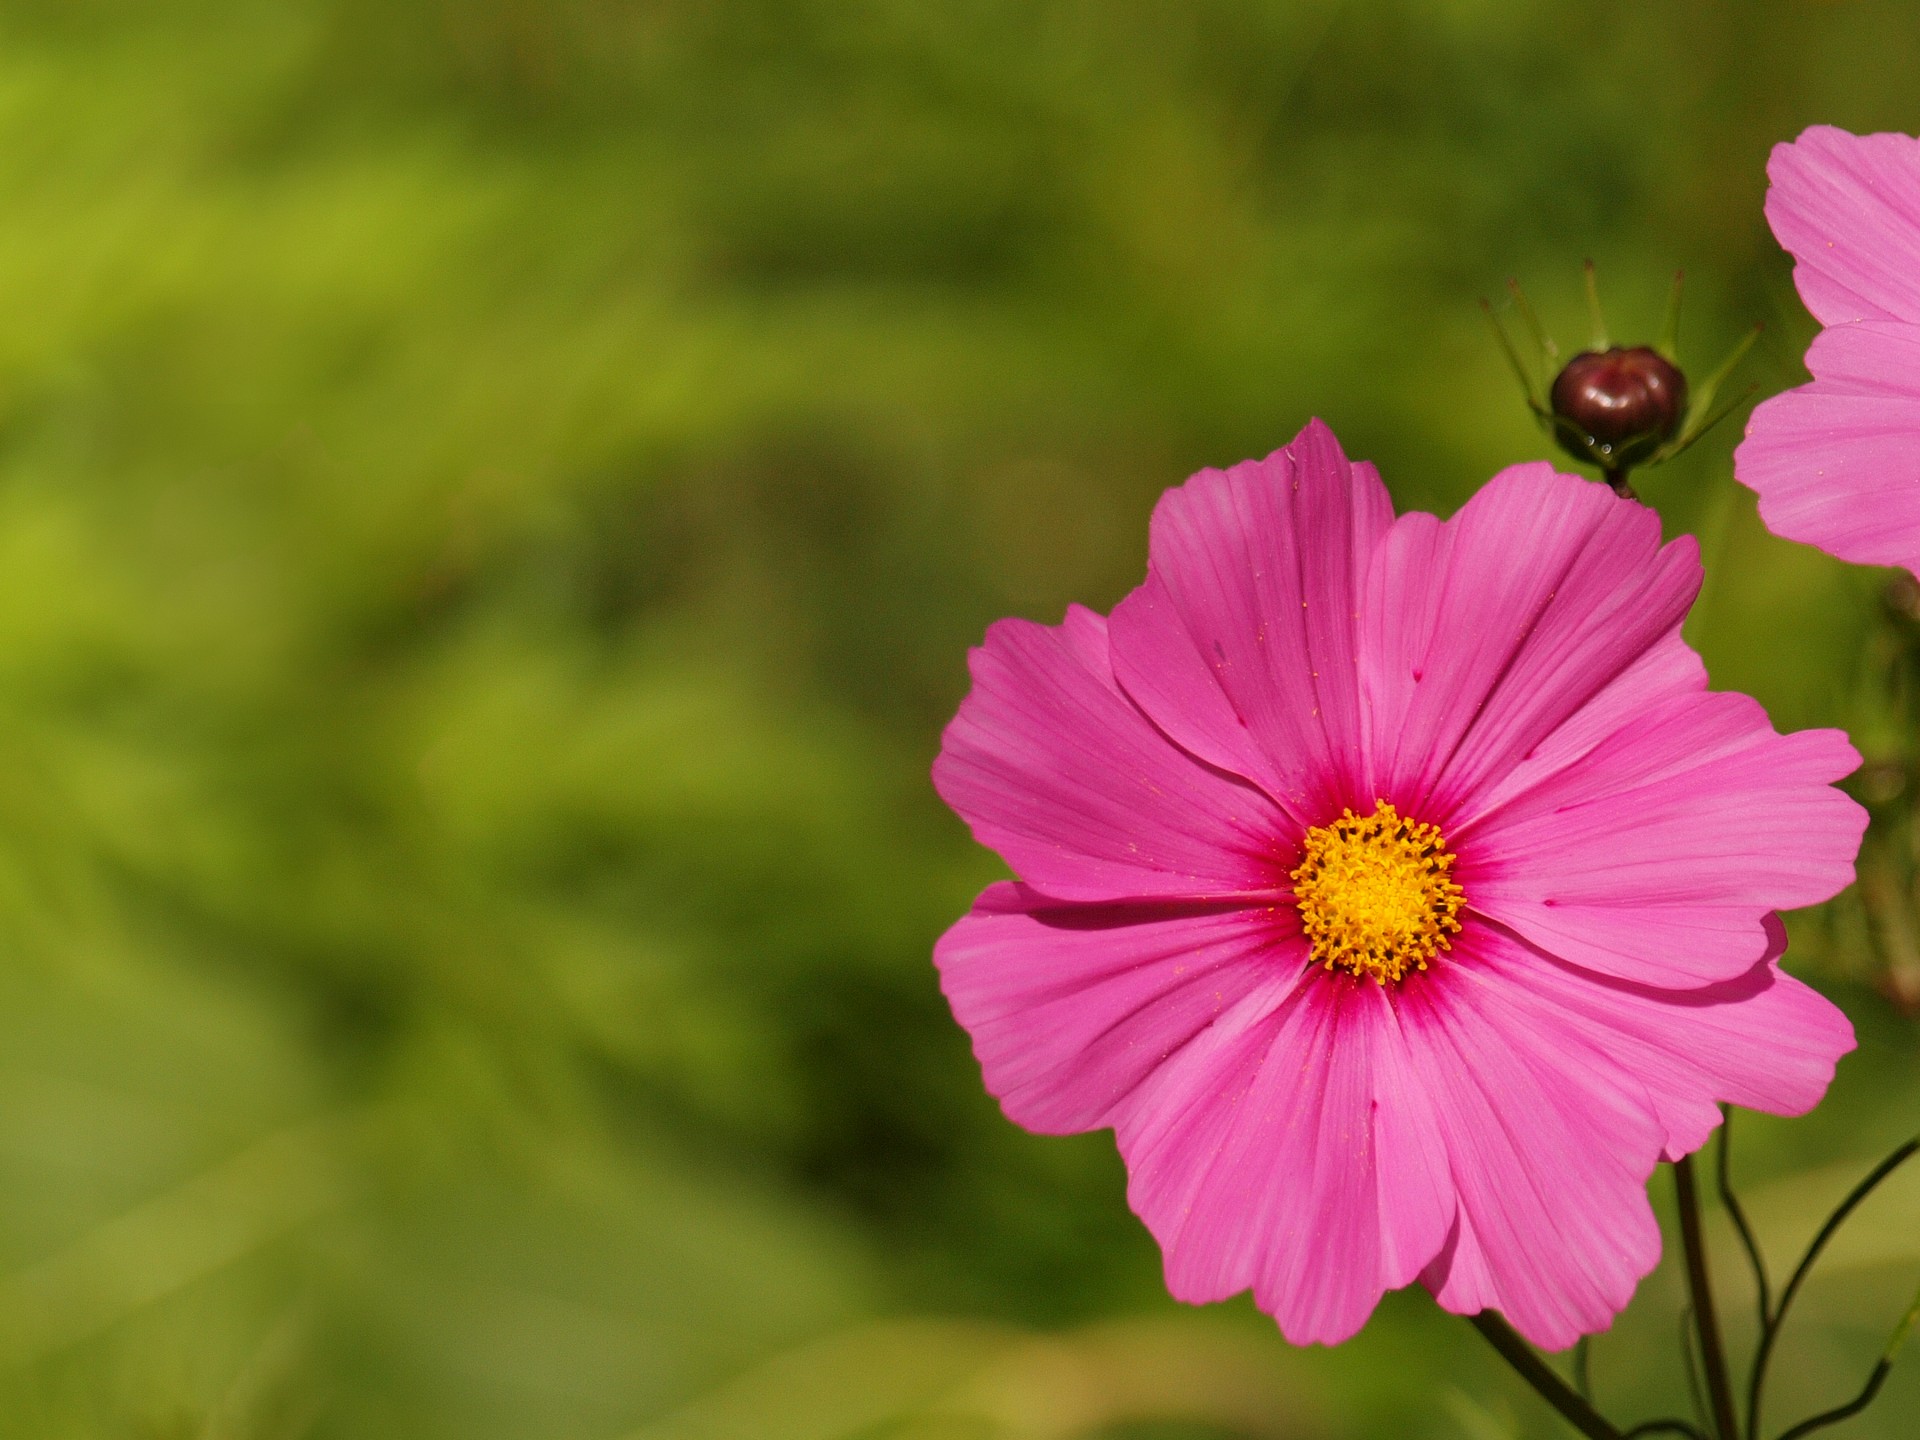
[1468,1311,1623,1440]
[1771,1276,1920,1440]
[1674,1156,1740,1440]
[1679,1306,1709,1433]
[1772,1361,1891,1440]
[1747,1136,1919,1440]
[1716,1110,1772,1332]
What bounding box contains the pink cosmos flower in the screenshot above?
[934,421,1863,1350]
[1736,126,1920,575]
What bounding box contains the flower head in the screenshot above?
[1736,126,1920,576]
[933,421,1863,1350]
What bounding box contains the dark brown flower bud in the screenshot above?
[1549,347,1688,465]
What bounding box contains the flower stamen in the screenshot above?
[1290,801,1464,984]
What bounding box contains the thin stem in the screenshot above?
[1575,1336,1593,1402]
[1674,1156,1740,1440]
[1769,1272,1920,1440]
[1468,1311,1623,1440]
[1747,1136,1920,1440]
[1716,1110,1772,1331]
[1507,275,1557,376]
[1605,467,1637,500]
[1482,297,1547,414]
[1772,1362,1891,1440]
[1583,257,1610,350]
[1659,381,1759,461]
[1679,1306,1709,1433]
[1677,325,1762,441]
[1657,268,1684,360]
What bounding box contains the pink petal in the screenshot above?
[933,605,1294,902]
[1114,972,1454,1346]
[1465,632,1707,818]
[1463,689,1864,985]
[932,883,1299,1134]
[1481,916,1855,1162]
[1108,419,1394,823]
[1405,931,1667,1350]
[1766,126,1920,326]
[1735,321,1920,576]
[1357,463,1700,823]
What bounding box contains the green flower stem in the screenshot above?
[1773,1363,1892,1440]
[1747,1136,1920,1440]
[1715,1112,1771,1336]
[1469,1311,1624,1440]
[1773,1283,1916,1440]
[1674,1156,1740,1440]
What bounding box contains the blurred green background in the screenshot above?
[1,1,1918,1436]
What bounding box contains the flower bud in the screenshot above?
[1549,346,1688,472]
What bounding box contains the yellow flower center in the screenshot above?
[1290,801,1464,985]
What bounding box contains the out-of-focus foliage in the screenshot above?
[0,1,1915,1436]
[624,1315,1326,1440]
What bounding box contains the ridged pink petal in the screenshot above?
[1108,419,1394,823]
[1465,632,1706,818]
[1405,931,1667,1350]
[933,883,1297,1134]
[1463,690,1864,985]
[1481,916,1855,1162]
[1357,464,1700,823]
[1765,126,1920,325]
[933,604,1293,902]
[1735,321,1920,576]
[1114,973,1454,1346]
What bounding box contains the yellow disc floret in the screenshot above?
[1290,801,1465,985]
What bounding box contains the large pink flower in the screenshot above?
[1736,126,1920,575]
[934,421,1863,1350]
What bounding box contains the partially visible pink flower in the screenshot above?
[1736,126,1920,575]
[935,421,1863,1350]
